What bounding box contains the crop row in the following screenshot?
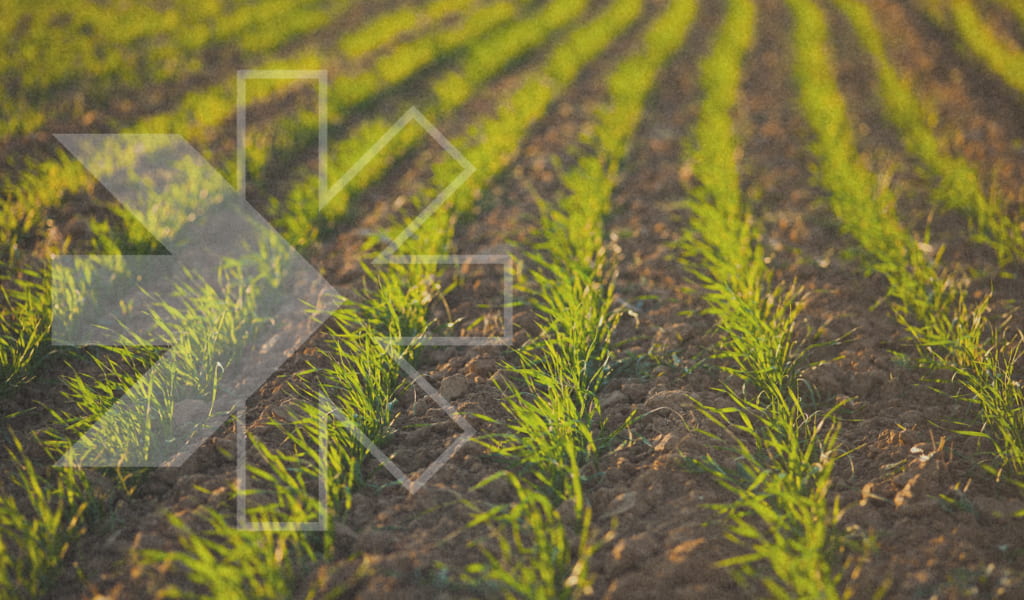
[679,0,853,597]
[912,0,1024,97]
[469,0,699,595]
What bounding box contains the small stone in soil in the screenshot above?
[439,374,469,399]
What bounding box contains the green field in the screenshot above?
[2,0,1024,598]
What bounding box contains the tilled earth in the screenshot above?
[4,1,1024,598]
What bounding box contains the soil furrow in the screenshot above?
[584,0,747,594]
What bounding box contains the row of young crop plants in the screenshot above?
[836,0,1024,264]
[676,0,855,597]
[795,0,1024,475]
[464,1,701,594]
[0,0,359,142]
[672,0,1024,595]
[911,0,1024,97]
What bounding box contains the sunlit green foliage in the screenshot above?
[913,0,1024,96]
[0,270,50,391]
[146,508,322,600]
[464,471,601,600]
[0,437,91,599]
[689,390,850,600]
[835,0,1024,264]
[4,1,1024,597]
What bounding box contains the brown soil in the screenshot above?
[4,1,1024,599]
